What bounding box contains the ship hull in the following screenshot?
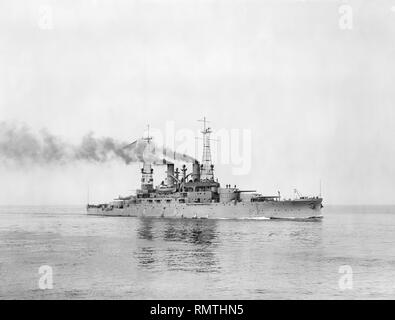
[87,198,323,220]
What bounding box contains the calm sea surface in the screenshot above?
[0,205,394,299]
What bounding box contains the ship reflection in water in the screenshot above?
[135,217,220,273]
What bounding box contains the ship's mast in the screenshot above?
[141,124,154,192]
[199,117,214,181]
[143,124,153,144]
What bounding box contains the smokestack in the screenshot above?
[166,163,175,187]
[192,161,201,182]
[141,163,154,192]
[181,164,187,182]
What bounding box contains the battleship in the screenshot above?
[87,118,323,220]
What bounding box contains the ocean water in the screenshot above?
[0,205,394,300]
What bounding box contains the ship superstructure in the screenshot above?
[87,119,323,220]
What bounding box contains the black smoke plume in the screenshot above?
[0,122,197,166]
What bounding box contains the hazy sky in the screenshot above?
[1,0,394,205]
